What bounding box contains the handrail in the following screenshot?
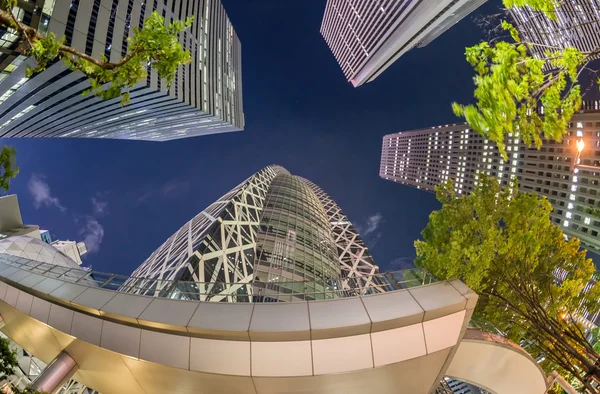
[0,253,437,302]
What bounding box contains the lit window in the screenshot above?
[573,176,578,183]
[577,130,583,137]
[563,220,569,227]
[566,212,572,219]
[585,217,591,224]
[571,185,577,191]
[513,153,518,158]
[577,122,583,128]
[570,194,576,201]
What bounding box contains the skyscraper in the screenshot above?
[0,0,243,141]
[320,0,487,87]
[126,165,380,301]
[0,195,40,239]
[50,240,87,265]
[509,0,600,67]
[379,102,600,255]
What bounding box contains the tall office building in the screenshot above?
[509,0,600,67]
[320,0,487,87]
[0,195,40,239]
[125,165,380,301]
[39,229,52,244]
[379,102,600,256]
[50,240,87,265]
[0,0,243,141]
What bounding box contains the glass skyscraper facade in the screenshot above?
[320,0,487,87]
[509,0,600,70]
[126,165,380,302]
[379,104,600,255]
[0,0,243,141]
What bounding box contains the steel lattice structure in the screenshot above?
[125,166,286,300]
[126,166,382,301]
[299,178,382,292]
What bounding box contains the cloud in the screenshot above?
[28,174,66,212]
[160,179,191,197]
[368,232,383,248]
[389,256,416,270]
[79,216,104,254]
[137,191,153,203]
[91,197,108,216]
[362,213,383,236]
[138,179,191,203]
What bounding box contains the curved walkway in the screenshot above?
[0,253,476,394]
[447,328,548,394]
[0,253,549,394]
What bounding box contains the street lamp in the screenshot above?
[570,138,599,173]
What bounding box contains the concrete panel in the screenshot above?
[50,0,70,24]
[138,298,199,332]
[71,287,116,313]
[4,285,19,306]
[47,304,74,334]
[371,323,427,367]
[29,297,51,323]
[190,337,250,376]
[18,273,47,288]
[251,341,313,377]
[312,333,373,375]
[447,330,547,394]
[71,312,103,346]
[6,269,32,283]
[449,279,478,310]
[361,289,424,332]
[249,302,310,341]
[0,281,8,299]
[48,283,88,302]
[47,20,66,41]
[187,302,253,340]
[423,310,466,354]
[100,293,153,322]
[33,278,68,295]
[100,320,141,359]
[309,297,371,339]
[409,282,467,321]
[139,330,190,370]
[15,291,33,314]
[0,267,19,278]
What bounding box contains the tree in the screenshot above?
[0,146,18,193]
[0,0,192,106]
[415,174,600,393]
[0,0,194,193]
[0,336,45,393]
[452,0,599,160]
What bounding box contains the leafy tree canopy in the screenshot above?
[0,145,18,193]
[415,175,600,392]
[0,336,45,393]
[0,0,192,105]
[453,0,597,160]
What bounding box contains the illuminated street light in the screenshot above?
[571,139,599,173]
[577,139,585,154]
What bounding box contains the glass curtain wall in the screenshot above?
[253,174,341,301]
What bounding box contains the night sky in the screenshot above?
[1,1,504,275]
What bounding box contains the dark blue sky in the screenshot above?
[1,1,503,275]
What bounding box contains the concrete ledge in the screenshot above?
[0,257,477,393]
